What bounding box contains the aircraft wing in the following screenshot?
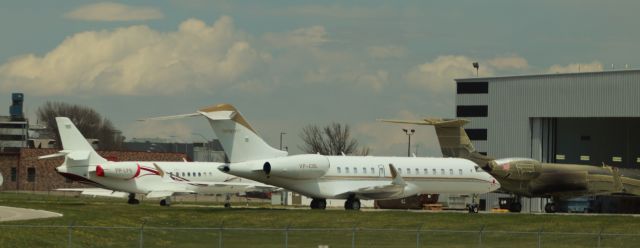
[56,188,129,198]
[178,181,279,192]
[336,164,407,199]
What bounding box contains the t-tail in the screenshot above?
[198,104,287,163]
[140,104,287,163]
[379,118,493,167]
[39,117,107,166]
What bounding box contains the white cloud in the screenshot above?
[406,55,529,92]
[65,2,163,21]
[487,55,529,69]
[406,55,482,92]
[356,70,389,92]
[367,45,407,59]
[0,16,264,96]
[547,61,603,73]
[264,26,329,48]
[284,5,392,19]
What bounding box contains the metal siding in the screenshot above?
[461,70,640,160]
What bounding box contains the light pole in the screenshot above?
[402,128,415,157]
[280,132,287,150]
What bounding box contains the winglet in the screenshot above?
[388,164,406,185]
[152,163,166,178]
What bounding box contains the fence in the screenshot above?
[1,223,640,248]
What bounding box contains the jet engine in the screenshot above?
[261,154,330,179]
[488,158,541,181]
[96,163,140,179]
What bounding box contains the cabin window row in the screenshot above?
[335,167,469,176]
[168,172,214,177]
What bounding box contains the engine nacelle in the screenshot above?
[262,154,330,179]
[96,163,140,179]
[488,158,541,181]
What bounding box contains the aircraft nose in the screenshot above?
[490,177,501,191]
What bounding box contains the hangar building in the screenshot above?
[455,69,640,212]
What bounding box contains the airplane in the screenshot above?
[379,118,640,213]
[40,117,276,207]
[140,104,501,211]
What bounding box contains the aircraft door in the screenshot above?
[378,164,385,177]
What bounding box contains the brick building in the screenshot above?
[0,148,186,191]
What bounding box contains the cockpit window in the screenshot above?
[475,166,483,172]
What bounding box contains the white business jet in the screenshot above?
[40,117,275,207]
[143,104,500,211]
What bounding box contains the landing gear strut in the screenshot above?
[224,194,232,208]
[310,198,327,210]
[344,196,361,210]
[160,197,171,207]
[468,194,479,213]
[127,193,140,205]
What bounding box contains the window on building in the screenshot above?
[456,105,488,117]
[11,167,17,182]
[27,167,36,182]
[466,129,487,141]
[456,82,488,94]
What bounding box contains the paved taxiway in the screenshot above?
[0,206,62,222]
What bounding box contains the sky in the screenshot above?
[0,0,638,156]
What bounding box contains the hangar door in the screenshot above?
[532,118,640,168]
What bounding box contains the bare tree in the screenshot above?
[36,101,124,150]
[299,123,370,155]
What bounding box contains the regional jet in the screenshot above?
[141,104,500,211]
[40,117,276,207]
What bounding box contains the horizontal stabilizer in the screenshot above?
[378,118,469,127]
[199,110,236,120]
[38,151,70,160]
[56,188,129,198]
[137,112,201,121]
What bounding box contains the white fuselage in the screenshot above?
[223,154,500,200]
[57,161,264,195]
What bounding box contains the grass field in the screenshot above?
[1,192,640,247]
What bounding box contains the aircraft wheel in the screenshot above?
[310,199,318,209]
[317,199,327,210]
[344,199,352,210]
[127,198,140,205]
[160,199,170,207]
[224,203,231,208]
[544,203,556,213]
[468,204,479,213]
[509,202,522,213]
[347,199,361,211]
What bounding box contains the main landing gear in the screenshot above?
[160,197,171,207]
[543,197,558,213]
[344,196,361,210]
[310,198,327,210]
[127,193,140,205]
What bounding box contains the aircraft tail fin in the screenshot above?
[52,117,107,166]
[379,118,493,166]
[197,104,287,163]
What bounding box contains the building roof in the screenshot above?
[455,69,640,82]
